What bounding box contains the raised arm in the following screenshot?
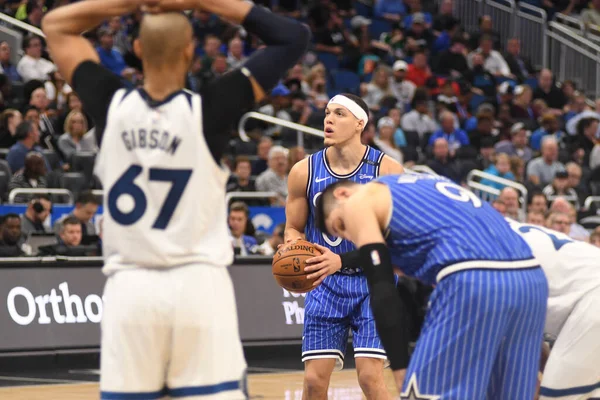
[42,0,143,84]
[284,158,309,243]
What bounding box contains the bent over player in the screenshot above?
[285,94,403,399]
[43,0,309,398]
[507,220,600,400]
[316,174,548,399]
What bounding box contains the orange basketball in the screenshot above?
[272,239,321,293]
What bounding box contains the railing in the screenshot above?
[409,165,438,175]
[546,21,600,99]
[0,12,44,65]
[238,112,323,147]
[466,169,528,217]
[484,0,515,49]
[584,196,600,210]
[554,13,585,35]
[514,2,547,71]
[8,188,73,204]
[225,191,279,207]
[0,12,44,37]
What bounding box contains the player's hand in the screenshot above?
[393,369,407,392]
[304,244,342,287]
[276,237,301,250]
[140,0,196,14]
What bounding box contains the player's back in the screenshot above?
[507,219,600,335]
[95,88,232,272]
[306,145,384,258]
[377,173,536,284]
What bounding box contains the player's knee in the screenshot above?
[356,361,385,392]
[304,367,332,395]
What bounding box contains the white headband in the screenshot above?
[328,95,369,125]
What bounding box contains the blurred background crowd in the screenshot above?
[0,0,599,257]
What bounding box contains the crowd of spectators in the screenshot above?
[0,0,598,256]
[0,190,101,257]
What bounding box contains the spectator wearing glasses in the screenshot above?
[16,36,56,83]
[21,194,52,236]
[550,197,590,241]
[546,211,571,236]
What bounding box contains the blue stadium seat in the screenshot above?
[331,69,361,94]
[369,19,393,39]
[525,77,539,90]
[316,52,340,72]
[469,94,487,110]
[362,72,373,83]
[355,2,373,17]
[496,77,517,86]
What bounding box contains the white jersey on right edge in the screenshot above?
[507,219,600,337]
[95,88,233,273]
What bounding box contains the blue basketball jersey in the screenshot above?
[306,145,384,261]
[378,173,536,285]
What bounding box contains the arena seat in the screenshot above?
[71,152,96,183]
[316,52,340,72]
[331,69,361,95]
[60,172,87,194]
[41,149,62,171]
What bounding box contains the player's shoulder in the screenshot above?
[378,154,404,176]
[287,157,310,193]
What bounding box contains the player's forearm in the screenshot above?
[360,243,410,370]
[42,0,137,36]
[192,0,253,24]
[284,227,305,242]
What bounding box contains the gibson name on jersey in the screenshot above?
[121,128,182,155]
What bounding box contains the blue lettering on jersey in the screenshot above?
[518,225,573,251]
[305,146,385,273]
[121,129,182,155]
[378,173,535,285]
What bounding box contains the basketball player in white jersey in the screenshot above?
[508,220,600,400]
[285,94,403,399]
[43,0,309,398]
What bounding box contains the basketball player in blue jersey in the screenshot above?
[285,93,403,399]
[315,174,548,400]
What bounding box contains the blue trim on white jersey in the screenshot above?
[101,388,168,400]
[101,380,240,399]
[168,380,240,397]
[540,380,600,397]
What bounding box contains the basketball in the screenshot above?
[272,239,321,293]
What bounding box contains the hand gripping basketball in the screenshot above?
[272,239,322,293]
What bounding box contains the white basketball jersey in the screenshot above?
[507,219,600,336]
[95,88,233,273]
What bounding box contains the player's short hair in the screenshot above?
[528,190,547,206]
[76,190,99,206]
[229,201,249,217]
[268,145,288,160]
[315,180,359,233]
[61,216,81,232]
[234,156,251,169]
[339,93,369,121]
[3,213,20,222]
[14,121,34,141]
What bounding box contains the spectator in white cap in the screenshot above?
[495,122,533,163]
[390,60,416,111]
[375,117,403,163]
